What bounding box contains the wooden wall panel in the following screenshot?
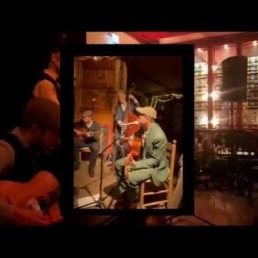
[82,69,115,89]
[74,58,127,150]
[80,90,117,112]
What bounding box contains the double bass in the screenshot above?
[115,88,143,177]
[122,112,142,178]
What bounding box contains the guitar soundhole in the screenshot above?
[38,199,49,214]
[38,186,60,214]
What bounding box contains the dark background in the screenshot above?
[0,30,86,135]
[1,30,51,134]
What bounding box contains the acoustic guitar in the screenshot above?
[120,111,142,178]
[74,127,101,142]
[0,171,63,225]
[124,137,142,179]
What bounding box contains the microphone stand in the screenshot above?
[77,134,124,209]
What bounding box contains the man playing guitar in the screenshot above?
[114,106,169,209]
[0,97,63,226]
[74,110,101,177]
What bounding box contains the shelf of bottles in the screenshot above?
[194,62,208,129]
[241,55,258,129]
[212,63,238,129]
[211,44,238,129]
[241,40,258,129]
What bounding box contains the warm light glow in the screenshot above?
[209,91,220,101]
[105,32,120,44]
[212,65,217,72]
[202,92,208,101]
[202,63,208,74]
[253,41,257,46]
[195,62,208,75]
[224,44,229,50]
[200,116,208,125]
[197,48,203,53]
[211,117,219,127]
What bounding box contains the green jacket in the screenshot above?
[131,122,168,186]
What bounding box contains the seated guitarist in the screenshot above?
[0,97,62,226]
[74,110,101,177]
[114,106,168,209]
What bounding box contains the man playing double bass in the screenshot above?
[112,90,140,164]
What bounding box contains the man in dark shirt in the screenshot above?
[0,97,62,226]
[32,43,61,105]
[74,110,101,177]
[112,90,140,164]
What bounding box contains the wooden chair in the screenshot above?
[138,140,177,209]
[78,128,106,162]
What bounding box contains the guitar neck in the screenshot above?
[74,128,101,136]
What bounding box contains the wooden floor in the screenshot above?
[168,190,256,226]
[72,159,258,226]
[74,158,118,209]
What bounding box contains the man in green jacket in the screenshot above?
[115,106,168,209]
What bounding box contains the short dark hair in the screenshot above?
[21,97,60,131]
[42,33,65,68]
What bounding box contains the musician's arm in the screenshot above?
[131,138,167,169]
[133,99,140,107]
[88,122,101,141]
[0,140,15,175]
[73,121,88,140]
[128,94,140,106]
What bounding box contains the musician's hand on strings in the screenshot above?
[117,120,124,127]
[124,158,135,179]
[85,132,92,138]
[129,157,136,166]
[27,198,41,211]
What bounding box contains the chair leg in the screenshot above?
[139,183,145,209]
